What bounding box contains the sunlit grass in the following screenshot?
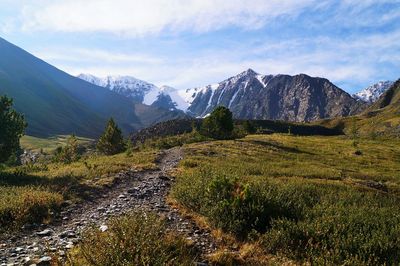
[20,135,93,153]
[172,134,400,264]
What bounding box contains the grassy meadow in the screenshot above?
[172,134,400,265]
[0,147,157,230]
[20,135,94,153]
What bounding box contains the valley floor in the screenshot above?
[1,148,215,265]
[1,133,400,265]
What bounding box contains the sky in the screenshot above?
[0,0,399,93]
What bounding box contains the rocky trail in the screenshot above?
[1,147,216,265]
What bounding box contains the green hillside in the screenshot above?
[318,79,400,137]
[0,37,165,137]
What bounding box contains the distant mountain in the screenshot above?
[182,69,365,122]
[368,80,400,111]
[0,37,183,137]
[78,74,188,111]
[353,81,394,103]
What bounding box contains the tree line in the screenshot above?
[1,93,237,165]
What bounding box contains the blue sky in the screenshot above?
[0,0,399,93]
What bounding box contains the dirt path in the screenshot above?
[1,147,216,265]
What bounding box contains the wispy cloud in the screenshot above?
[35,48,163,64]
[20,0,318,36]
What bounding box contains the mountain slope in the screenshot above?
[184,69,365,122]
[353,81,394,103]
[0,37,146,137]
[369,80,400,110]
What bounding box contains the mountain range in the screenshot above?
[81,70,367,122]
[0,36,394,138]
[184,69,366,121]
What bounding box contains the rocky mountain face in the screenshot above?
[185,69,365,122]
[353,81,394,103]
[79,69,367,123]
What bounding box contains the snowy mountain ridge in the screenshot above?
[353,81,394,103]
[78,74,189,110]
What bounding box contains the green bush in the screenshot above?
[173,168,317,238]
[70,212,197,266]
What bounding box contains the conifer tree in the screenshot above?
[201,106,234,140]
[97,118,125,155]
[0,95,26,163]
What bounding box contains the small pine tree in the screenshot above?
[350,117,359,147]
[63,134,79,163]
[0,95,26,164]
[97,118,126,155]
[125,139,134,157]
[201,106,234,140]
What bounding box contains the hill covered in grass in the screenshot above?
[318,79,400,137]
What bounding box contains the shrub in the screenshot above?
[69,212,197,266]
[53,135,80,163]
[201,106,234,140]
[243,120,257,134]
[262,195,400,265]
[97,118,126,155]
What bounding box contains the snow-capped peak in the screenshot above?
[78,73,186,110]
[353,81,394,103]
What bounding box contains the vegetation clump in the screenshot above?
[53,134,81,163]
[96,118,126,155]
[0,186,62,229]
[69,212,197,266]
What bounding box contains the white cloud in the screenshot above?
[16,0,399,92]
[20,0,317,35]
[35,27,400,92]
[35,48,163,64]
